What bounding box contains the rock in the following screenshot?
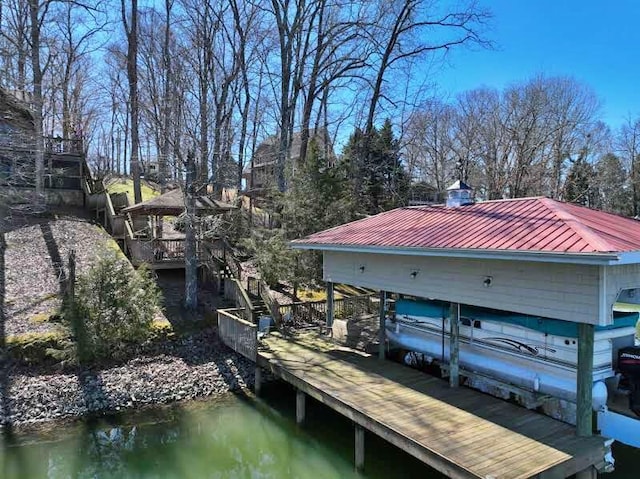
[2,328,256,427]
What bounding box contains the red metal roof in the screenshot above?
[292,197,640,255]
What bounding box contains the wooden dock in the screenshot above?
[256,332,607,479]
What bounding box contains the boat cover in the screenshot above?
[395,298,639,339]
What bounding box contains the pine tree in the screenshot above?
[342,120,409,214]
[596,153,631,215]
[563,157,597,207]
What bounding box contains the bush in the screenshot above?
[66,250,161,363]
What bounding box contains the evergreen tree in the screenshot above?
[596,153,631,215]
[375,119,410,211]
[563,157,597,207]
[245,139,357,287]
[342,120,409,214]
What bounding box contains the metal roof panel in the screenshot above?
[293,197,640,255]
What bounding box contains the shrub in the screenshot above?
[66,250,161,362]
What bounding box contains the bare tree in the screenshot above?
[121,0,142,203]
[364,0,490,137]
[617,117,640,216]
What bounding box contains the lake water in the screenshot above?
[1,383,638,478]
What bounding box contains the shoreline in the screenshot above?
[0,328,258,429]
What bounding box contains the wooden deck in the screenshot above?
[257,333,606,479]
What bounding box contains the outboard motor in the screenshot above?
[618,346,640,416]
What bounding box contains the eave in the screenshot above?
[290,242,625,266]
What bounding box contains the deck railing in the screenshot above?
[223,278,258,323]
[206,237,243,279]
[125,237,206,265]
[247,276,281,324]
[277,294,376,327]
[217,308,257,361]
[334,294,377,319]
[44,136,84,155]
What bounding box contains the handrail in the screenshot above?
[44,136,84,154]
[124,214,135,240]
[224,278,257,323]
[217,308,257,361]
[258,277,282,325]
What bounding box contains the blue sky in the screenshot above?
[433,0,640,129]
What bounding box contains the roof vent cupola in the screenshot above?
[446,180,474,208]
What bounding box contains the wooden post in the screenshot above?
[378,290,386,360]
[575,467,597,479]
[449,302,460,388]
[326,281,334,330]
[577,323,595,437]
[355,423,365,472]
[296,389,306,425]
[254,366,262,396]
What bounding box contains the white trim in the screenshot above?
[291,242,621,265]
[599,266,611,326]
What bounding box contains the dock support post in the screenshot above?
[575,467,597,479]
[577,323,595,436]
[254,366,262,396]
[449,302,460,388]
[296,389,306,425]
[378,290,386,360]
[355,424,365,472]
[326,281,334,332]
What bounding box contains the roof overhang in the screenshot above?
[290,242,628,266]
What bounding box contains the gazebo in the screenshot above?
[291,184,640,448]
[121,188,235,268]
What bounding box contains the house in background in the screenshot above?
[0,88,35,183]
[243,130,335,200]
[0,88,87,206]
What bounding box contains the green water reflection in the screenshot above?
[1,383,639,478]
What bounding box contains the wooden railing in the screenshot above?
[44,136,84,155]
[217,308,257,361]
[206,237,243,279]
[277,294,376,327]
[154,238,186,259]
[334,295,377,319]
[247,276,281,325]
[278,300,326,326]
[125,237,207,265]
[223,278,257,323]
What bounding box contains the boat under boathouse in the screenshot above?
[290,184,640,453]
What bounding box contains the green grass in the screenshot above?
[106,178,160,204]
[298,288,343,301]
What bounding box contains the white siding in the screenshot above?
[605,264,640,323]
[324,252,601,324]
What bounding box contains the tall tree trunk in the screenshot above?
[122,0,142,203]
[184,149,198,310]
[198,67,209,185]
[28,0,44,197]
[159,0,172,193]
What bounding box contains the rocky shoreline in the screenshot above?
[0,329,258,428]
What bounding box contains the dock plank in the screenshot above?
[258,333,605,479]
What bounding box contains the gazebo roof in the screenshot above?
[292,197,640,264]
[122,188,236,216]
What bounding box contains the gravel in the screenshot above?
[0,329,258,427]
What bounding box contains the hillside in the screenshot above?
[3,212,116,337]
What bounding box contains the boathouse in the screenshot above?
[291,185,640,446]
